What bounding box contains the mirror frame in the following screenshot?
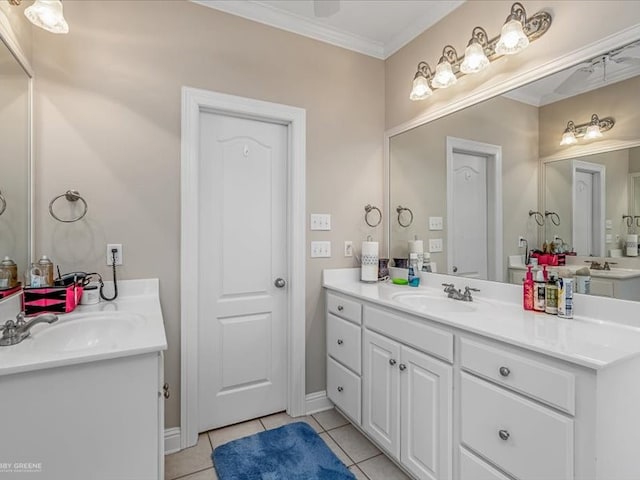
[0,12,34,267]
[384,24,640,261]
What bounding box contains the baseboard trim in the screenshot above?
[165,427,182,455]
[305,390,334,415]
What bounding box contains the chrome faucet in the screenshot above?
[0,312,58,346]
[442,283,480,302]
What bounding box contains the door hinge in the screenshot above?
[162,382,170,399]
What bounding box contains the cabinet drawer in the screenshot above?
[327,292,362,325]
[461,373,573,480]
[327,357,361,424]
[460,447,511,480]
[364,305,453,363]
[460,337,575,415]
[327,313,361,374]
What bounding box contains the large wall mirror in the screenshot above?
[0,21,33,285]
[387,32,640,299]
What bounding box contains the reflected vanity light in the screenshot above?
[8,0,69,34]
[410,2,552,101]
[560,114,614,146]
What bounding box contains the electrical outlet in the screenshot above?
[311,241,331,258]
[310,214,331,231]
[344,241,353,257]
[106,244,123,266]
[518,236,527,248]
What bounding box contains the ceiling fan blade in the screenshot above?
[554,66,594,94]
[313,0,340,17]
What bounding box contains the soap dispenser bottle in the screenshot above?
[523,265,534,311]
[534,268,546,312]
[408,253,420,287]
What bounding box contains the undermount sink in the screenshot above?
[391,292,477,313]
[30,312,145,353]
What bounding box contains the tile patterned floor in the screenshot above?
[165,408,411,480]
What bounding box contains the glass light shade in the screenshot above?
[460,42,490,74]
[560,131,578,146]
[409,75,432,101]
[25,0,69,34]
[584,124,603,140]
[431,61,457,89]
[495,19,529,55]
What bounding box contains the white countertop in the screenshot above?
[0,279,167,377]
[323,269,640,370]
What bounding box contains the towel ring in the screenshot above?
[364,204,382,227]
[529,210,544,226]
[0,190,6,216]
[396,205,413,228]
[636,216,640,228]
[545,210,561,226]
[623,215,634,228]
[49,190,88,223]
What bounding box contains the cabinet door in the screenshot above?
[363,329,401,458]
[400,346,452,480]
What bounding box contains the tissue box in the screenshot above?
[23,284,83,316]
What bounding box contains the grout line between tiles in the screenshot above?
[172,466,214,480]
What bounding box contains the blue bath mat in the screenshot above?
[212,421,355,480]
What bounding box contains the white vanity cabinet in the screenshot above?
[363,305,453,480]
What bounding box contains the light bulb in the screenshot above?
[495,18,529,55]
[409,75,432,101]
[584,124,603,140]
[460,41,490,74]
[431,60,457,89]
[560,131,577,146]
[24,0,69,34]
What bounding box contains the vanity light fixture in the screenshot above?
[7,0,69,34]
[409,2,551,101]
[431,45,459,89]
[559,114,614,146]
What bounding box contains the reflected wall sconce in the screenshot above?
[560,114,615,146]
[7,0,69,34]
[410,2,552,101]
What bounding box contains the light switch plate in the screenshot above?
[605,219,613,230]
[429,216,443,231]
[429,238,443,253]
[311,241,331,258]
[310,214,331,231]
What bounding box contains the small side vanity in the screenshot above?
[0,279,167,480]
[324,268,640,480]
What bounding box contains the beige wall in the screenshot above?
[390,96,539,276]
[32,1,384,428]
[385,1,640,130]
[539,76,640,158]
[630,147,640,173]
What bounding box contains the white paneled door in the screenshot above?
[197,112,288,431]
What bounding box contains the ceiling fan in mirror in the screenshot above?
[554,40,640,94]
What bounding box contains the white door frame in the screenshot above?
[446,136,503,281]
[572,160,605,257]
[180,87,306,449]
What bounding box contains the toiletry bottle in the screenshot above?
[408,253,420,287]
[545,273,558,315]
[557,277,574,319]
[542,264,548,281]
[29,264,43,288]
[0,256,18,288]
[37,255,54,287]
[534,268,546,312]
[523,265,534,311]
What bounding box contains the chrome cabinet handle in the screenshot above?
[499,366,511,377]
[399,364,407,371]
[337,339,344,345]
[337,386,343,392]
[389,359,397,366]
[498,429,510,441]
[274,278,286,288]
[337,305,344,311]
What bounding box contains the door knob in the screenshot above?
[498,429,510,441]
[389,359,397,366]
[499,366,511,377]
[453,266,458,273]
[274,278,286,288]
[399,364,407,371]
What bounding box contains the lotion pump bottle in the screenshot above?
[534,268,546,312]
[523,265,534,311]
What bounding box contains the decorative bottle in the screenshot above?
[523,265,534,311]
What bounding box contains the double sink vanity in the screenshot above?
[0,280,167,479]
[324,268,640,480]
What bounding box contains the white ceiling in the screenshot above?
[192,0,465,59]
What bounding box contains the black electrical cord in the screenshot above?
[99,248,118,301]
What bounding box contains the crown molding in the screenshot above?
[192,0,386,59]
